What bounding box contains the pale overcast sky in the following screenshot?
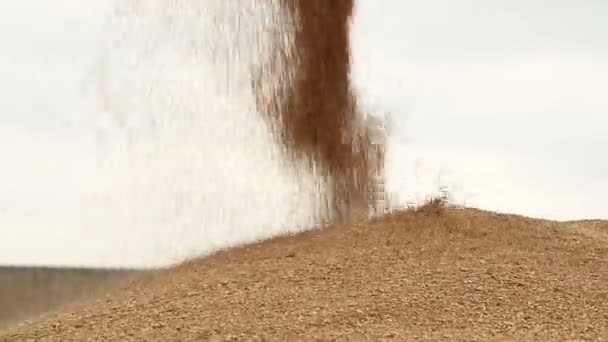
[0,1,606,267]
[351,0,608,220]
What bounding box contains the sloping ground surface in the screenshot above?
[2,209,607,341]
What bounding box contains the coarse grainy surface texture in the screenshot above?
[2,208,607,341]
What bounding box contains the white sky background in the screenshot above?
[351,0,608,220]
[0,1,606,267]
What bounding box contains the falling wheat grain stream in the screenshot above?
[2,0,384,269]
[0,0,385,327]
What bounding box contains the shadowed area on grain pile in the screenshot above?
[254,0,384,223]
[0,267,145,329]
[2,209,607,341]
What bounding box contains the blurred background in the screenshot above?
[352,0,608,220]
